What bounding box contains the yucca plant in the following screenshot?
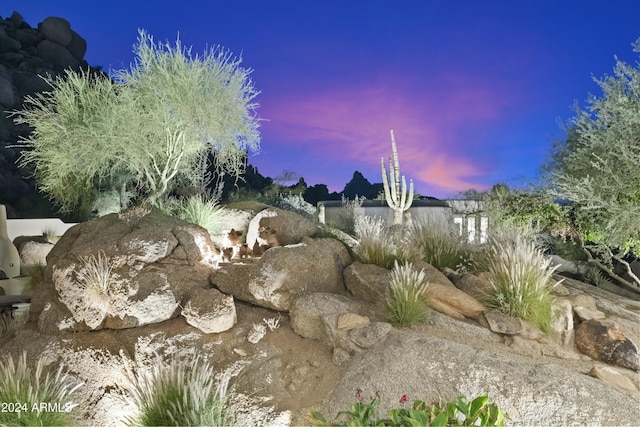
[0,352,83,427]
[387,261,431,327]
[407,217,472,270]
[477,228,558,332]
[354,215,416,269]
[125,355,236,427]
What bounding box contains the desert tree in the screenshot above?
[544,38,640,290]
[14,29,261,213]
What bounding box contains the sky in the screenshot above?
[2,1,640,198]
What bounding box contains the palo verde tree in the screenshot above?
[544,38,640,290]
[14,29,260,214]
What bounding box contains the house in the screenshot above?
[317,198,489,243]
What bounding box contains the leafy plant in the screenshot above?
[475,225,558,332]
[387,261,431,327]
[125,354,237,427]
[308,389,507,427]
[407,217,472,271]
[0,352,83,427]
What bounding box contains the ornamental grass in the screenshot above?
[477,226,558,332]
[125,355,236,427]
[386,261,431,327]
[0,352,82,427]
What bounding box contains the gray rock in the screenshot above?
[32,210,218,332]
[318,332,640,426]
[343,261,389,304]
[181,287,237,333]
[484,309,523,335]
[349,322,393,349]
[210,237,351,311]
[36,39,81,71]
[38,16,72,46]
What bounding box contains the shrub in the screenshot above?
[476,226,558,332]
[354,215,416,269]
[42,226,61,244]
[272,192,317,220]
[0,352,83,427]
[386,261,431,327]
[125,354,236,427]
[407,216,472,270]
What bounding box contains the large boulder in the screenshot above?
[210,237,351,311]
[343,262,390,304]
[317,332,640,426]
[31,208,220,333]
[245,207,319,247]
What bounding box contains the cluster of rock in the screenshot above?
[10,203,640,425]
[0,12,103,217]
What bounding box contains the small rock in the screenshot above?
[233,348,247,357]
[349,322,393,349]
[337,313,370,330]
[575,319,639,371]
[181,287,237,334]
[573,305,605,321]
[484,310,523,335]
[588,366,638,393]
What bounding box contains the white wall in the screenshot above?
[7,219,77,242]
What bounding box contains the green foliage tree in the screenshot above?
[544,38,640,290]
[14,29,260,213]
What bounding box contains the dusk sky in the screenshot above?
[3,1,640,198]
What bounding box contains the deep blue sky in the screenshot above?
[3,1,639,198]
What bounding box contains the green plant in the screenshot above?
[125,355,236,427]
[581,263,612,288]
[476,227,558,332]
[308,390,507,427]
[543,38,640,290]
[407,217,472,270]
[14,28,260,211]
[170,195,237,236]
[354,215,416,269]
[0,352,83,427]
[42,226,61,244]
[387,261,431,327]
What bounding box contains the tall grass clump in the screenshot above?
[170,195,236,236]
[0,352,83,427]
[386,261,431,327]
[477,226,558,332]
[407,216,472,270]
[77,250,113,315]
[125,355,236,427]
[354,215,416,269]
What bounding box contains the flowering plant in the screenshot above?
[307,389,507,427]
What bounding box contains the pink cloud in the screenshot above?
[257,71,519,195]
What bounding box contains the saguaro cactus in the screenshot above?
[381,130,414,225]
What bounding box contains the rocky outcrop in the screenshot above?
[210,237,351,311]
[0,12,103,218]
[317,332,640,426]
[31,208,220,333]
